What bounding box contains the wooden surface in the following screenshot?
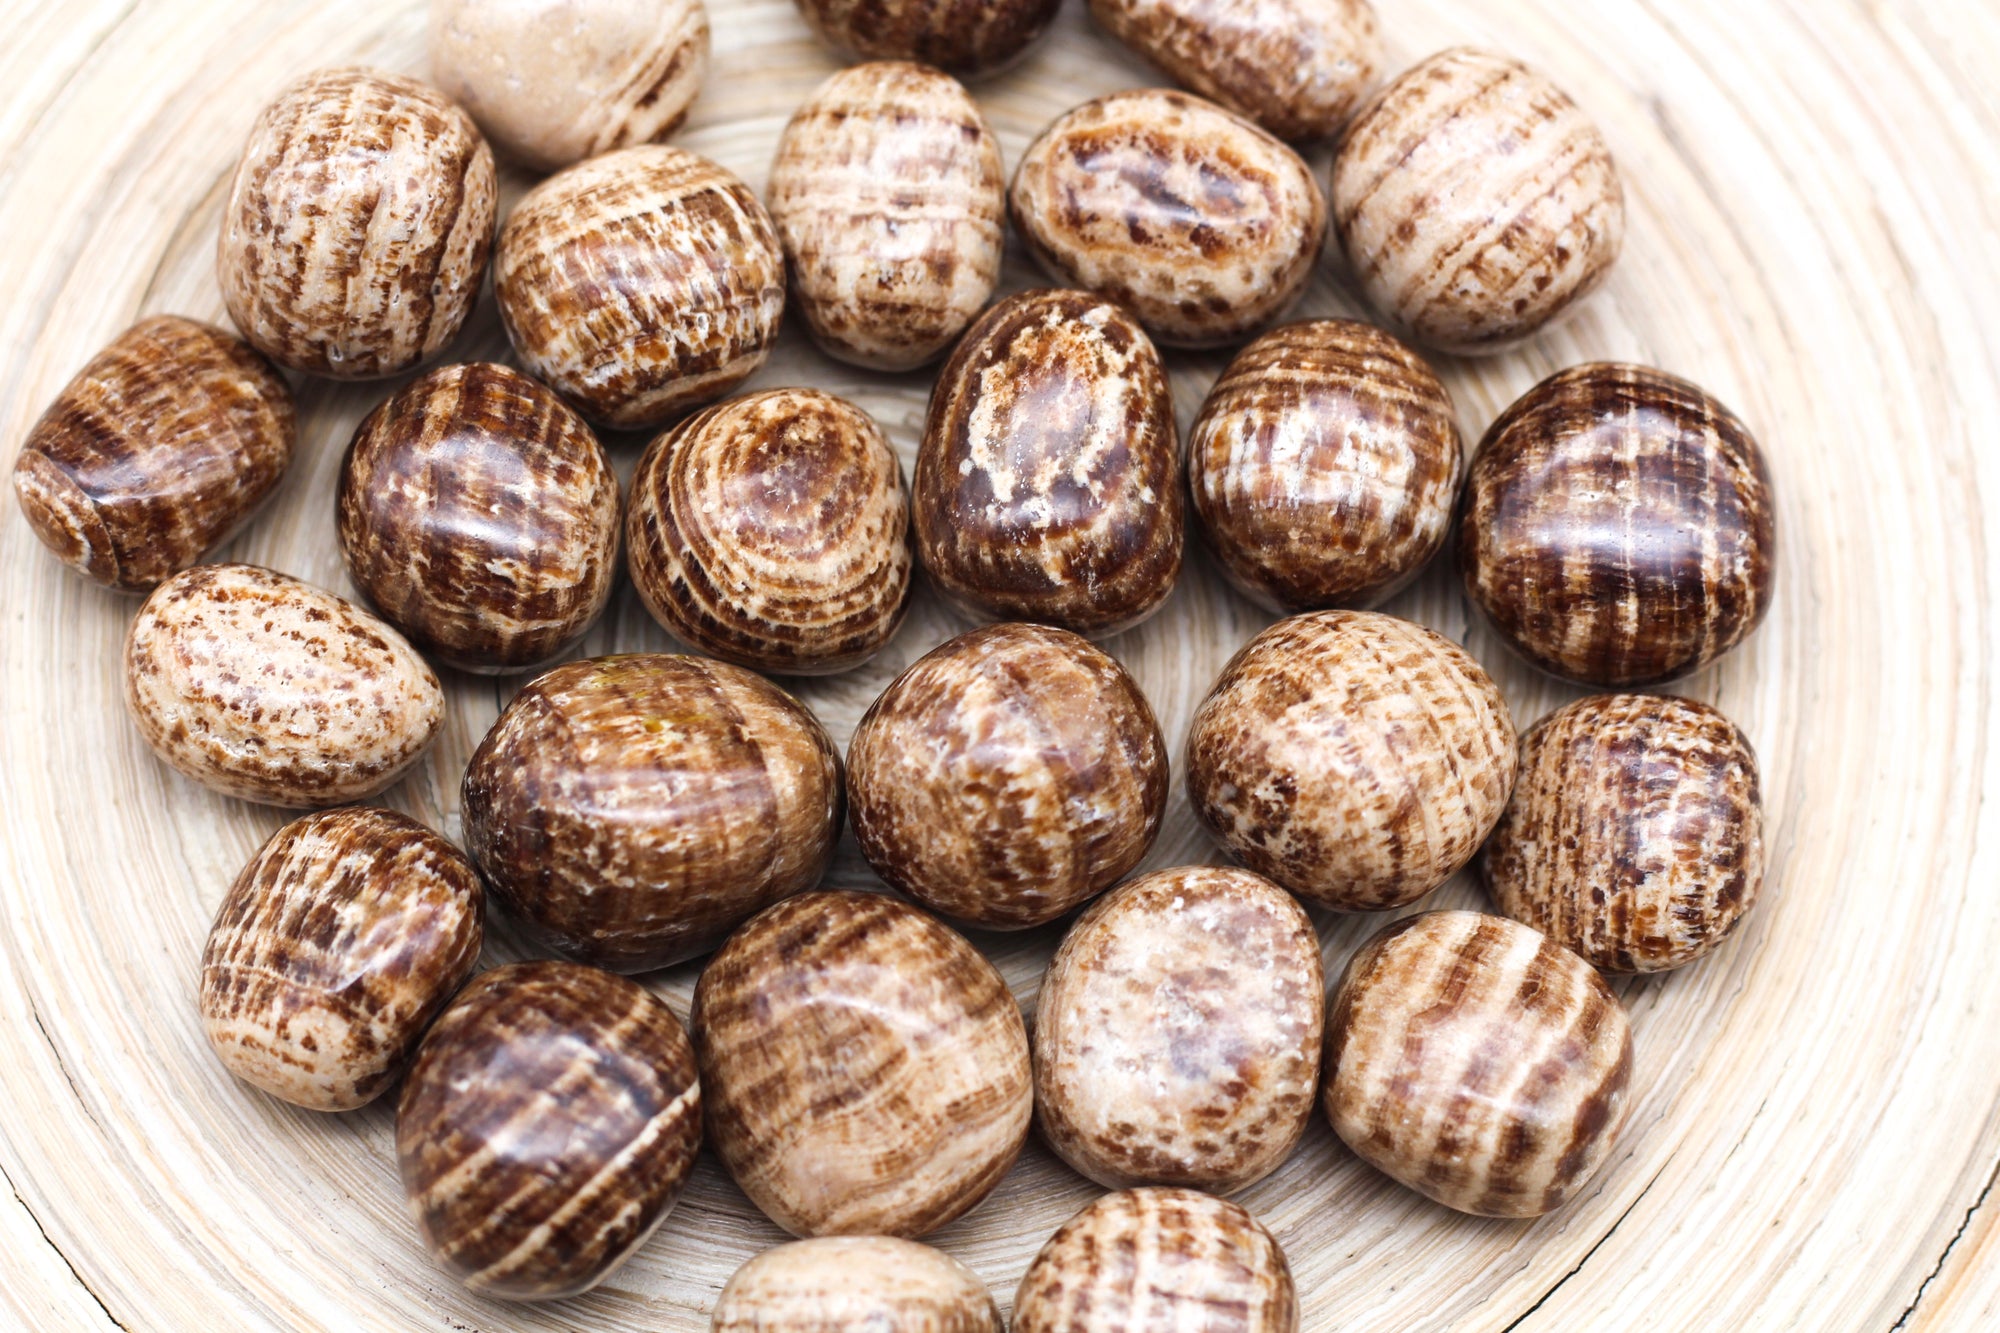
[0,1,1997,1328]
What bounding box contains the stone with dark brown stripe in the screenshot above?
[791,0,1060,76]
[1323,909,1633,1217]
[1034,866,1323,1193]
[12,316,294,592]
[1013,1187,1297,1332]
[200,807,482,1111]
[1188,319,1463,613]
[768,62,1004,371]
[218,67,496,379]
[915,289,1183,634]
[625,388,911,675]
[396,961,701,1300]
[338,362,620,674]
[460,655,842,972]
[430,0,710,172]
[1087,0,1381,142]
[1458,363,1778,686]
[1482,693,1766,972]
[1330,48,1624,354]
[124,563,444,807]
[494,145,784,430]
[1186,610,1517,910]
[1009,90,1327,348]
[691,890,1031,1238]
[713,1237,1003,1332]
[847,623,1166,929]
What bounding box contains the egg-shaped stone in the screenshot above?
[712,1237,1003,1332]
[1010,90,1327,347]
[791,0,1060,76]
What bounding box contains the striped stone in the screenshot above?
[712,1237,1003,1332]
[13,315,293,590]
[337,361,620,674]
[1186,609,1517,911]
[461,655,842,973]
[769,61,1004,371]
[494,145,784,429]
[1457,362,1778,686]
[1324,910,1633,1217]
[200,807,482,1111]
[1331,48,1624,354]
[1483,693,1766,972]
[396,961,701,1300]
[691,891,1032,1238]
[1013,1188,1297,1333]
[218,67,495,378]
[626,388,912,675]
[791,0,1061,76]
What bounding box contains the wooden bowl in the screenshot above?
[0,1,1993,1329]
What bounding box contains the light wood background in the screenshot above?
[2,0,1997,1328]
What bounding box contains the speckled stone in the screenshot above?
[1458,362,1778,687]
[430,0,711,172]
[218,67,496,378]
[1010,90,1327,347]
[494,145,784,429]
[1324,910,1633,1217]
[337,361,621,674]
[712,1237,1003,1332]
[1185,610,1517,910]
[1187,319,1463,613]
[12,316,294,591]
[626,388,911,675]
[847,623,1167,929]
[914,289,1183,634]
[1087,0,1381,141]
[692,891,1032,1238]
[1034,866,1323,1193]
[1014,1188,1298,1333]
[790,0,1061,76]
[123,563,444,808]
[397,961,702,1299]
[461,655,842,973]
[1330,48,1624,354]
[200,807,482,1111]
[1483,693,1765,972]
[768,62,1004,371]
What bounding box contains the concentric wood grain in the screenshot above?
[2,1,1999,1330]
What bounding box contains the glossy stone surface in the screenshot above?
[218,67,496,378]
[397,961,702,1299]
[12,316,294,591]
[691,891,1032,1238]
[626,388,911,675]
[1087,0,1381,141]
[847,623,1166,929]
[123,563,443,808]
[1034,866,1323,1193]
[790,0,1060,76]
[1010,90,1327,347]
[200,807,482,1111]
[712,1237,1003,1332]
[461,655,842,973]
[1187,319,1463,612]
[1324,910,1633,1217]
[1186,609,1516,910]
[1013,1188,1298,1332]
[1458,362,1778,686]
[914,289,1183,634]
[337,361,620,674]
[1483,693,1765,972]
[768,62,1004,371]
[430,0,710,172]
[494,145,784,429]
[1331,48,1623,354]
